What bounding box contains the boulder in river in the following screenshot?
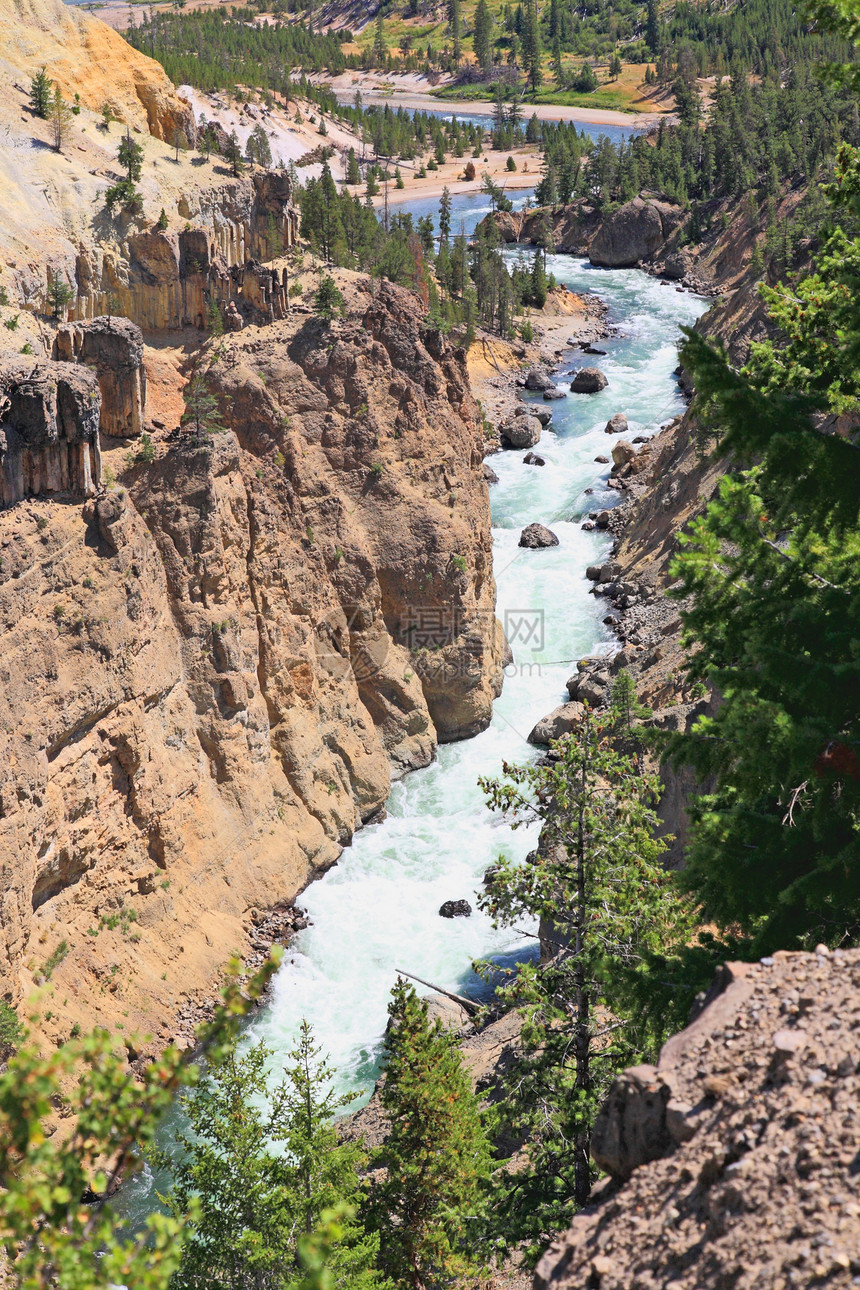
[589,195,683,268]
[519,522,560,549]
[439,899,472,918]
[523,451,546,466]
[532,406,554,426]
[594,455,609,464]
[483,462,500,484]
[543,387,567,401]
[570,368,608,394]
[528,701,586,746]
[525,367,556,392]
[501,414,542,449]
[605,412,628,435]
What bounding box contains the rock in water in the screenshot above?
[483,462,500,484]
[439,899,472,918]
[532,406,554,425]
[523,452,546,466]
[500,414,542,449]
[543,387,567,401]
[604,412,628,435]
[524,367,556,392]
[570,368,608,393]
[519,523,560,549]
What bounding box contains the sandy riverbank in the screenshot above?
[309,70,663,129]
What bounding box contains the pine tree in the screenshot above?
[181,373,226,442]
[372,10,387,67]
[313,275,345,321]
[438,185,452,244]
[224,129,245,176]
[448,0,462,63]
[50,85,73,153]
[47,276,74,318]
[645,0,660,56]
[473,0,493,76]
[368,980,491,1290]
[346,146,361,184]
[158,1025,384,1290]
[521,0,542,94]
[551,34,564,88]
[664,139,860,960]
[478,710,687,1256]
[29,66,53,119]
[118,130,144,182]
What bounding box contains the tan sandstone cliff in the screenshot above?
[0,276,506,1050]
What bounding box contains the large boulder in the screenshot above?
[604,412,628,435]
[589,196,683,268]
[523,451,546,466]
[543,387,567,401]
[570,368,608,394]
[501,414,542,449]
[532,406,554,425]
[525,367,556,392]
[663,249,692,281]
[519,523,560,549]
[591,1064,673,1178]
[483,462,500,484]
[611,439,636,468]
[528,701,586,746]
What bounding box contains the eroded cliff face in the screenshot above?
[0,0,194,141]
[0,276,505,1050]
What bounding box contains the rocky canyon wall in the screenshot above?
[0,276,506,1050]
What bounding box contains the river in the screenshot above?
[118,190,707,1223]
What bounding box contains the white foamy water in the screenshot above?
[117,236,707,1223]
[247,256,707,1096]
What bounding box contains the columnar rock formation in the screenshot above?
[53,317,146,439]
[0,274,506,1048]
[0,361,102,505]
[70,175,300,331]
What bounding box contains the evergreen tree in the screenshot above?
[368,980,491,1290]
[664,139,860,961]
[551,34,564,88]
[50,84,73,153]
[47,276,74,318]
[246,122,273,167]
[224,129,244,176]
[346,146,361,184]
[529,251,547,307]
[372,10,387,66]
[478,711,687,1256]
[159,1024,384,1290]
[181,373,226,442]
[473,0,493,76]
[118,130,144,182]
[448,0,462,63]
[29,66,52,119]
[438,185,452,244]
[313,275,345,321]
[521,0,542,94]
[646,0,660,56]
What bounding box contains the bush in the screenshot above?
[506,155,517,171]
[463,160,476,180]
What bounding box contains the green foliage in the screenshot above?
[181,373,226,441]
[50,85,73,154]
[46,277,74,319]
[155,208,169,231]
[224,129,245,176]
[0,1002,23,1057]
[126,432,156,466]
[0,957,279,1289]
[246,122,273,167]
[29,66,52,119]
[368,980,491,1289]
[158,1021,384,1290]
[478,711,689,1257]
[104,179,143,215]
[313,276,345,322]
[118,131,144,183]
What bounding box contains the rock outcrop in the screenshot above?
[0,360,102,504]
[589,195,684,268]
[519,522,559,549]
[0,0,195,141]
[0,273,506,1045]
[53,317,146,439]
[535,948,860,1290]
